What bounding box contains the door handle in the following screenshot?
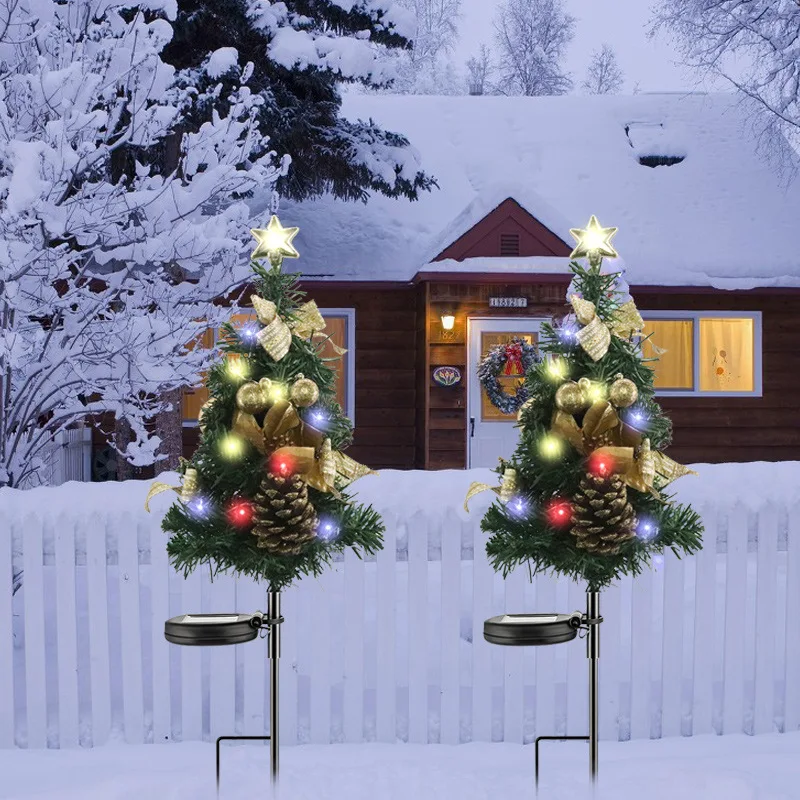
[470,417,475,438]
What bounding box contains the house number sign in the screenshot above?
[489,297,528,308]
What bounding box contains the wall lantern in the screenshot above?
[440,312,456,341]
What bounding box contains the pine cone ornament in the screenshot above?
[570,471,636,555]
[252,472,319,555]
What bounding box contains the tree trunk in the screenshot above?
[115,415,136,481]
[154,387,183,475]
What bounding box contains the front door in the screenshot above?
[467,318,544,469]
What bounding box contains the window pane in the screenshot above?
[641,319,694,390]
[319,315,348,412]
[182,328,214,421]
[480,332,537,421]
[699,317,754,392]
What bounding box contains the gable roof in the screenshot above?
[260,92,800,289]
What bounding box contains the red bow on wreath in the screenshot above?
[503,342,524,376]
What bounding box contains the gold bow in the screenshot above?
[570,295,644,361]
[252,295,348,362]
[232,398,375,496]
[551,400,695,496]
[464,468,518,512]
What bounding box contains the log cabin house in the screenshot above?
[97,92,800,478]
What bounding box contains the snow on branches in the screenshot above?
[0,1,289,487]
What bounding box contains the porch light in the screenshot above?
[440,313,455,331]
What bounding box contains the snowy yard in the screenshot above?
[2,732,799,800]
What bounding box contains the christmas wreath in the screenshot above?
[477,337,540,414]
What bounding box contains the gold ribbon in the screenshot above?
[145,467,197,512]
[252,295,347,361]
[570,295,644,361]
[231,398,375,496]
[550,400,695,496]
[464,468,518,512]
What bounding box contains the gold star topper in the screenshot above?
[250,215,300,263]
[569,215,618,262]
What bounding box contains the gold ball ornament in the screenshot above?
[555,381,588,414]
[609,374,638,408]
[289,374,319,408]
[236,381,269,414]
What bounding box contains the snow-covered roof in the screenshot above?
[264,93,800,289]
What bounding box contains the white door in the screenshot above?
[467,317,545,469]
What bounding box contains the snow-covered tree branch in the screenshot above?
[466,44,495,95]
[493,0,575,96]
[0,0,290,487]
[582,43,624,94]
[649,0,800,164]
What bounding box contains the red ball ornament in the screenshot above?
[226,499,254,527]
[546,500,572,527]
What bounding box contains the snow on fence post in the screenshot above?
[722,503,748,735]
[119,513,145,744]
[149,514,172,744]
[310,567,334,744]
[439,517,463,745]
[566,578,589,737]
[180,567,202,742]
[692,503,718,736]
[599,579,621,741]
[22,513,47,749]
[375,513,398,744]
[629,567,654,740]
[407,510,429,744]
[502,564,525,743]
[471,520,493,743]
[0,513,14,748]
[54,514,80,748]
[784,502,800,734]
[86,512,112,747]
[279,585,298,746]
[534,571,557,740]
[208,570,236,741]
[753,502,779,735]
[343,545,365,743]
[661,548,686,738]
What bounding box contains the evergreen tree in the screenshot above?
[152,217,384,590]
[163,0,437,203]
[469,218,703,591]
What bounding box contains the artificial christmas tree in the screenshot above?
[467,216,703,787]
[147,214,384,589]
[148,213,383,783]
[467,215,703,590]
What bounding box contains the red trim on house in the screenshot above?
[432,198,572,261]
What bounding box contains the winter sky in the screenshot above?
[455,0,709,93]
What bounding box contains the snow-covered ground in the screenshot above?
[2,733,799,800]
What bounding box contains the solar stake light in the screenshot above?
[484,589,603,790]
[165,590,284,793]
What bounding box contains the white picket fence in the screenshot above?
[1,499,799,749]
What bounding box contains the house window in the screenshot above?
[640,312,761,396]
[181,309,356,424]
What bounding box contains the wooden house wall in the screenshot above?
[422,280,800,468]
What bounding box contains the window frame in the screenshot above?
[318,307,356,424]
[640,310,762,398]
